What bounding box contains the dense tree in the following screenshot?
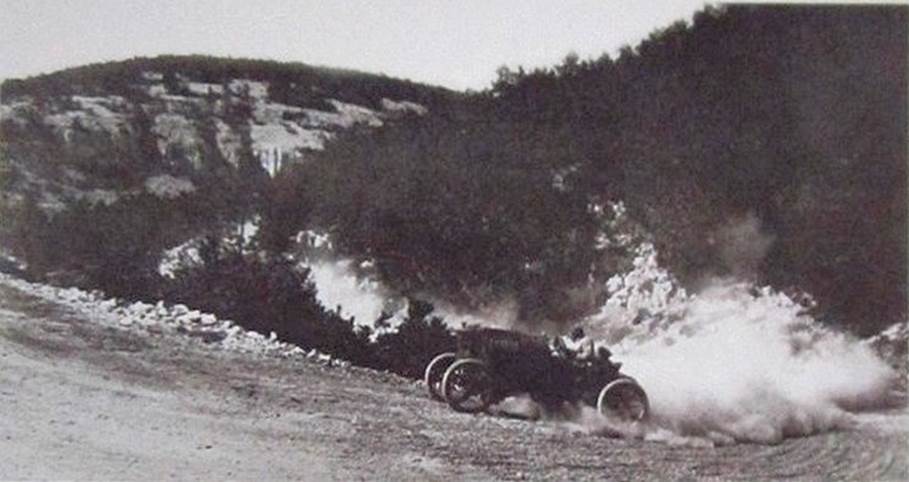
[293,109,605,324]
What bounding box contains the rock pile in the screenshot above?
[0,273,350,368]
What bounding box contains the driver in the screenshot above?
[552,326,595,362]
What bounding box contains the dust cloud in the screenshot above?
[582,244,900,446]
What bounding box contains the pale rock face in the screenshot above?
[215,119,242,167]
[159,94,206,111]
[143,84,167,97]
[217,79,391,173]
[300,101,382,131]
[296,230,334,250]
[62,168,87,183]
[186,82,224,96]
[71,95,127,116]
[250,122,331,154]
[141,71,164,82]
[45,96,129,139]
[44,111,89,140]
[82,189,120,206]
[381,98,429,116]
[0,102,31,128]
[300,108,344,129]
[157,217,260,279]
[253,101,304,124]
[256,147,285,177]
[158,239,202,279]
[228,79,269,99]
[152,113,200,166]
[327,99,384,128]
[4,71,431,193]
[144,174,196,199]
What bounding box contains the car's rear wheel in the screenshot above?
[597,377,649,422]
[424,352,456,401]
[441,358,492,413]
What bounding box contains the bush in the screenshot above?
[373,299,456,379]
[163,234,383,364]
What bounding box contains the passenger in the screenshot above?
[563,326,595,362]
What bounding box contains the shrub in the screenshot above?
[373,299,456,378]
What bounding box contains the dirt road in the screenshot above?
[1,281,906,480]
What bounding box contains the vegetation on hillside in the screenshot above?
[1,55,455,110]
[287,5,907,335]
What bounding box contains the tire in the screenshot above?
[441,358,492,413]
[424,352,456,401]
[597,377,649,422]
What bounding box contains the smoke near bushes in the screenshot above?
[713,212,774,280]
[308,259,407,330]
[306,254,522,333]
[300,214,902,446]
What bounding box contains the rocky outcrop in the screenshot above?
[1,59,436,210]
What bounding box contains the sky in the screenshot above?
[0,0,720,91]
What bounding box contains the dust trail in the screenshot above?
[300,232,901,447]
[583,243,901,446]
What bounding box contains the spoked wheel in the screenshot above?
[441,358,492,413]
[597,377,650,422]
[424,352,456,401]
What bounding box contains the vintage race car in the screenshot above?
[424,326,649,421]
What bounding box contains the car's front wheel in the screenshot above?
[597,377,649,422]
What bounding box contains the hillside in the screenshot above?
[1,5,905,344]
[0,55,455,210]
[0,56,458,302]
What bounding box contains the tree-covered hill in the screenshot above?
[291,5,907,335]
[1,55,453,109]
[0,54,457,297]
